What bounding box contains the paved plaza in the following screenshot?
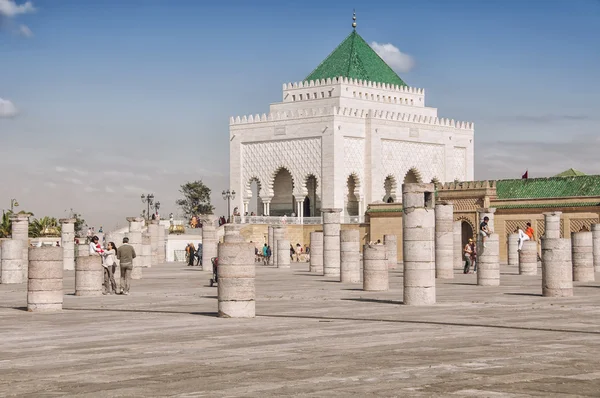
[2,262,600,397]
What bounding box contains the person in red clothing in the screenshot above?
[525,222,534,239]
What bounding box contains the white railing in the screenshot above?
[233,216,323,225]
[343,215,365,224]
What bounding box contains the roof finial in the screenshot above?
[352,10,357,29]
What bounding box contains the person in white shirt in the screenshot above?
[517,227,530,251]
[89,236,103,255]
[101,242,118,295]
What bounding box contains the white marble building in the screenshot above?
[230,26,474,222]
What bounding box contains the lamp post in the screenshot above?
[141,193,154,221]
[222,189,236,223]
[10,198,19,213]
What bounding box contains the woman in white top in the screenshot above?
[102,241,118,295]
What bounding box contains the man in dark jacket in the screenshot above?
[117,237,136,295]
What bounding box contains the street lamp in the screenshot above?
[222,189,236,223]
[10,198,19,213]
[141,193,154,220]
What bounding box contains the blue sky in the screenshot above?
[1,0,599,227]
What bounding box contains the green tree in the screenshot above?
[29,216,60,238]
[0,212,12,238]
[176,180,214,219]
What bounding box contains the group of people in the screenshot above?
[185,242,202,266]
[89,235,136,295]
[290,243,310,262]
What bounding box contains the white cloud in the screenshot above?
[55,166,68,172]
[370,42,415,73]
[105,186,115,193]
[18,24,32,37]
[0,0,35,17]
[0,98,18,118]
[64,177,83,185]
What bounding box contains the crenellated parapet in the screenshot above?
[438,180,496,190]
[230,107,334,125]
[282,76,424,95]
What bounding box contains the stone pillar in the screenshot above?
[75,255,103,296]
[542,238,573,297]
[10,214,29,280]
[477,234,500,286]
[272,226,285,268]
[435,202,454,279]
[1,239,25,284]
[157,225,166,264]
[507,233,519,266]
[322,208,342,278]
[276,239,290,268]
[224,224,242,243]
[217,241,255,318]
[591,224,600,273]
[78,244,89,257]
[519,240,538,275]
[363,244,388,291]
[28,247,63,312]
[340,229,360,283]
[543,211,562,239]
[383,235,397,270]
[59,218,76,271]
[477,208,496,232]
[148,220,160,265]
[202,218,218,273]
[402,183,435,305]
[453,221,462,270]
[127,217,144,280]
[142,233,152,268]
[268,226,274,265]
[309,231,323,274]
[572,231,594,282]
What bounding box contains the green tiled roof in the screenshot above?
[305,31,408,87]
[554,168,586,177]
[496,175,600,199]
[494,202,600,210]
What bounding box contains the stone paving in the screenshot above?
[2,262,600,397]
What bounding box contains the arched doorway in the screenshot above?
[461,220,474,249]
[271,168,295,216]
[305,175,318,217]
[403,168,421,184]
[248,178,263,216]
[346,175,359,216]
[383,175,397,203]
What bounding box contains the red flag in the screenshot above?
[522,170,528,179]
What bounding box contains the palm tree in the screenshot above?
[0,212,12,238]
[29,216,61,238]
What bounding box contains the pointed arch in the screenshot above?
[403,167,423,184]
[383,174,398,203]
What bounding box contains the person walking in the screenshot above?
[463,238,475,274]
[117,237,136,295]
[295,243,302,262]
[187,243,196,266]
[266,245,272,265]
[304,244,310,262]
[102,241,118,295]
[262,243,268,265]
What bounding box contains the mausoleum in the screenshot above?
[230,20,474,222]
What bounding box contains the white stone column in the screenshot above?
[1,239,25,284]
[519,240,537,275]
[272,226,285,268]
[276,239,290,269]
[507,233,519,266]
[224,224,242,243]
[435,202,454,279]
[363,243,388,291]
[453,221,462,270]
[383,235,397,269]
[572,231,594,282]
[309,231,323,274]
[217,240,255,318]
[75,255,102,296]
[202,217,218,273]
[59,218,76,271]
[157,225,167,264]
[402,183,436,305]
[591,224,600,272]
[477,234,500,286]
[322,208,342,278]
[126,217,144,280]
[148,220,160,265]
[10,214,29,280]
[542,238,573,297]
[142,233,151,268]
[340,229,360,283]
[543,211,562,239]
[28,246,63,312]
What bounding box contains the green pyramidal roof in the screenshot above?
[305,31,408,87]
[554,168,586,177]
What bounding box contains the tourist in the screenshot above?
[56,241,60,247]
[102,242,118,295]
[187,243,196,266]
[304,244,310,262]
[295,243,302,262]
[266,245,272,265]
[196,242,202,266]
[525,222,534,239]
[479,216,492,247]
[86,227,92,242]
[262,243,268,265]
[289,243,294,260]
[98,226,103,233]
[169,213,174,226]
[89,235,103,255]
[117,237,136,295]
[463,239,475,274]
[517,227,530,251]
[472,240,478,272]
